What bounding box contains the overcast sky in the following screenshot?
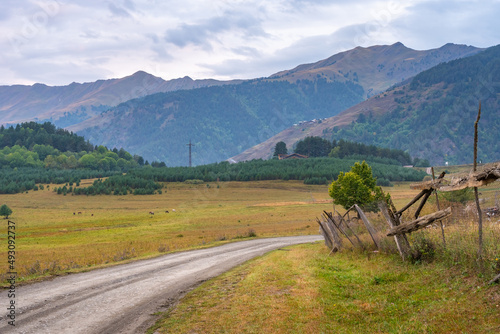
[1,0,499,86]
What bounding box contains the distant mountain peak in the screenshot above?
[391,41,406,47]
[268,42,482,98]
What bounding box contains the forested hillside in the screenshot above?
[73,79,364,166]
[0,122,143,170]
[62,43,482,167]
[329,44,500,165]
[0,122,146,194]
[270,42,481,98]
[290,137,425,166]
[235,45,500,165]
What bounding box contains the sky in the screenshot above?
[0,0,499,86]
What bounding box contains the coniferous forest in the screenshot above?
[0,122,426,195]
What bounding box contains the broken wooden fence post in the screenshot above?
[379,200,410,260]
[473,101,483,261]
[324,216,343,252]
[317,218,334,250]
[387,207,452,236]
[431,167,446,248]
[353,205,380,249]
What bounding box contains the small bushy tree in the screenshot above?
[0,204,12,219]
[328,161,385,211]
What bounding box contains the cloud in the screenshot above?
[0,0,499,86]
[390,0,500,49]
[164,9,267,51]
[80,30,101,39]
[198,21,400,79]
[3,58,114,85]
[108,2,132,18]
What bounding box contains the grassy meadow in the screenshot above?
[1,180,340,283]
[2,177,499,283]
[1,174,499,332]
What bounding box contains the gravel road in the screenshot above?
[1,235,322,334]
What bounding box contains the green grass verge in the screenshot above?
[149,243,500,334]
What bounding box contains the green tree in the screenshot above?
[0,204,13,219]
[328,161,384,211]
[350,161,377,189]
[329,172,372,209]
[273,141,288,156]
[79,154,98,169]
[294,136,332,157]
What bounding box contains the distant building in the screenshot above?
[278,153,309,160]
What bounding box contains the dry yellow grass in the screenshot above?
[0,180,333,282]
[2,178,498,284]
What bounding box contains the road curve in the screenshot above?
[1,235,322,334]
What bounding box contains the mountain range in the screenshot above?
[0,42,487,166]
[233,44,500,166]
[268,42,480,98]
[0,71,241,127]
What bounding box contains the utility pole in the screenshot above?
[187,140,195,167]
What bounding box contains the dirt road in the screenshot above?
[1,235,321,333]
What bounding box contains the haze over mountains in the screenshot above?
[0,42,488,166]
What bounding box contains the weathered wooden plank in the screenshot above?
[403,172,445,218]
[334,212,366,250]
[411,165,500,192]
[414,190,433,219]
[379,201,409,259]
[387,207,452,236]
[395,189,429,215]
[318,218,337,251]
[409,171,446,190]
[325,219,343,251]
[354,204,381,249]
[323,211,358,249]
[317,219,333,250]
